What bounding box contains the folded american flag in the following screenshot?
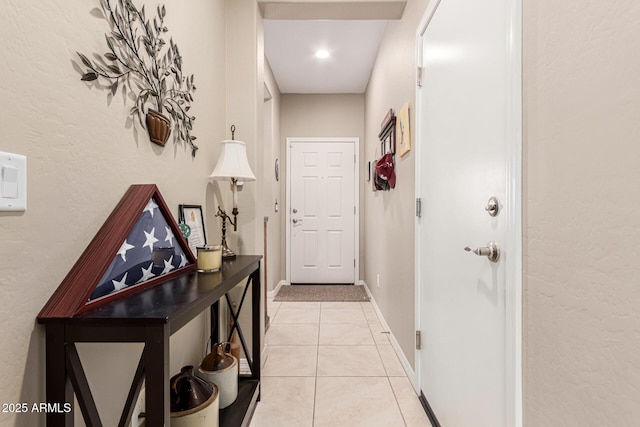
[89,198,189,301]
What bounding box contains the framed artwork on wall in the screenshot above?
[379,111,396,155]
[397,102,411,157]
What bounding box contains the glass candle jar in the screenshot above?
[197,245,222,272]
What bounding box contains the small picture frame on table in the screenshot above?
[178,204,206,256]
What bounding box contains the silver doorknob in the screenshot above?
[292,218,302,224]
[464,241,500,263]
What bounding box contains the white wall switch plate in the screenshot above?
[0,151,27,211]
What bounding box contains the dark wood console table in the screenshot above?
[38,255,262,427]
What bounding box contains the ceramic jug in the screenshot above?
[197,343,238,409]
[170,365,219,427]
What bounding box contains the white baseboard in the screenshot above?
[239,354,267,371]
[237,345,268,375]
[239,358,250,375]
[362,281,419,391]
[267,280,286,298]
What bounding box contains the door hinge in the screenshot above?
[416,330,422,350]
[417,66,424,87]
[416,198,422,218]
[354,259,356,268]
[354,206,356,215]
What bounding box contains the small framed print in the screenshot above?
[379,112,396,155]
[397,103,411,157]
[179,204,206,255]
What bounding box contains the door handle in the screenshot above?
[464,241,500,263]
[292,218,303,224]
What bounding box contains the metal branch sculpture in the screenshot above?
[77,0,198,156]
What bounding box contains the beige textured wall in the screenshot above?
[224,0,266,370]
[0,0,227,425]
[225,0,263,257]
[523,1,640,424]
[280,94,366,279]
[263,61,282,291]
[363,0,428,369]
[280,94,366,138]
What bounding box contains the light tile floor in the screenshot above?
[249,299,430,427]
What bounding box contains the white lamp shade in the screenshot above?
[209,140,256,181]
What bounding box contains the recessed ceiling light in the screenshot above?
[315,50,330,59]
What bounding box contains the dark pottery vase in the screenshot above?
[170,365,214,413]
[201,342,234,371]
[146,109,171,146]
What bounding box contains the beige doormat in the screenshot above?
[274,285,370,302]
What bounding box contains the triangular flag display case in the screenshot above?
[39,184,197,318]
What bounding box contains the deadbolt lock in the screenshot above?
[485,197,499,217]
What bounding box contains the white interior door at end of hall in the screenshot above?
[290,141,355,284]
[418,0,513,426]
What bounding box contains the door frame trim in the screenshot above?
[414,0,523,425]
[285,137,360,285]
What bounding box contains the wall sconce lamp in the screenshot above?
[209,125,256,258]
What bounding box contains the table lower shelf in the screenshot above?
[220,378,260,427]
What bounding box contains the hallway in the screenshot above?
[249,298,429,426]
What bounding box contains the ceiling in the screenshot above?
[264,19,388,94]
[260,1,406,94]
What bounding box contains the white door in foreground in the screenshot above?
[416,0,521,425]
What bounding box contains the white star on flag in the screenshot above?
[143,227,159,253]
[165,226,175,246]
[144,199,159,217]
[117,240,135,262]
[112,273,129,291]
[162,256,175,275]
[138,262,156,283]
[179,254,188,268]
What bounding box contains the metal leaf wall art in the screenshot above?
[76,0,198,156]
